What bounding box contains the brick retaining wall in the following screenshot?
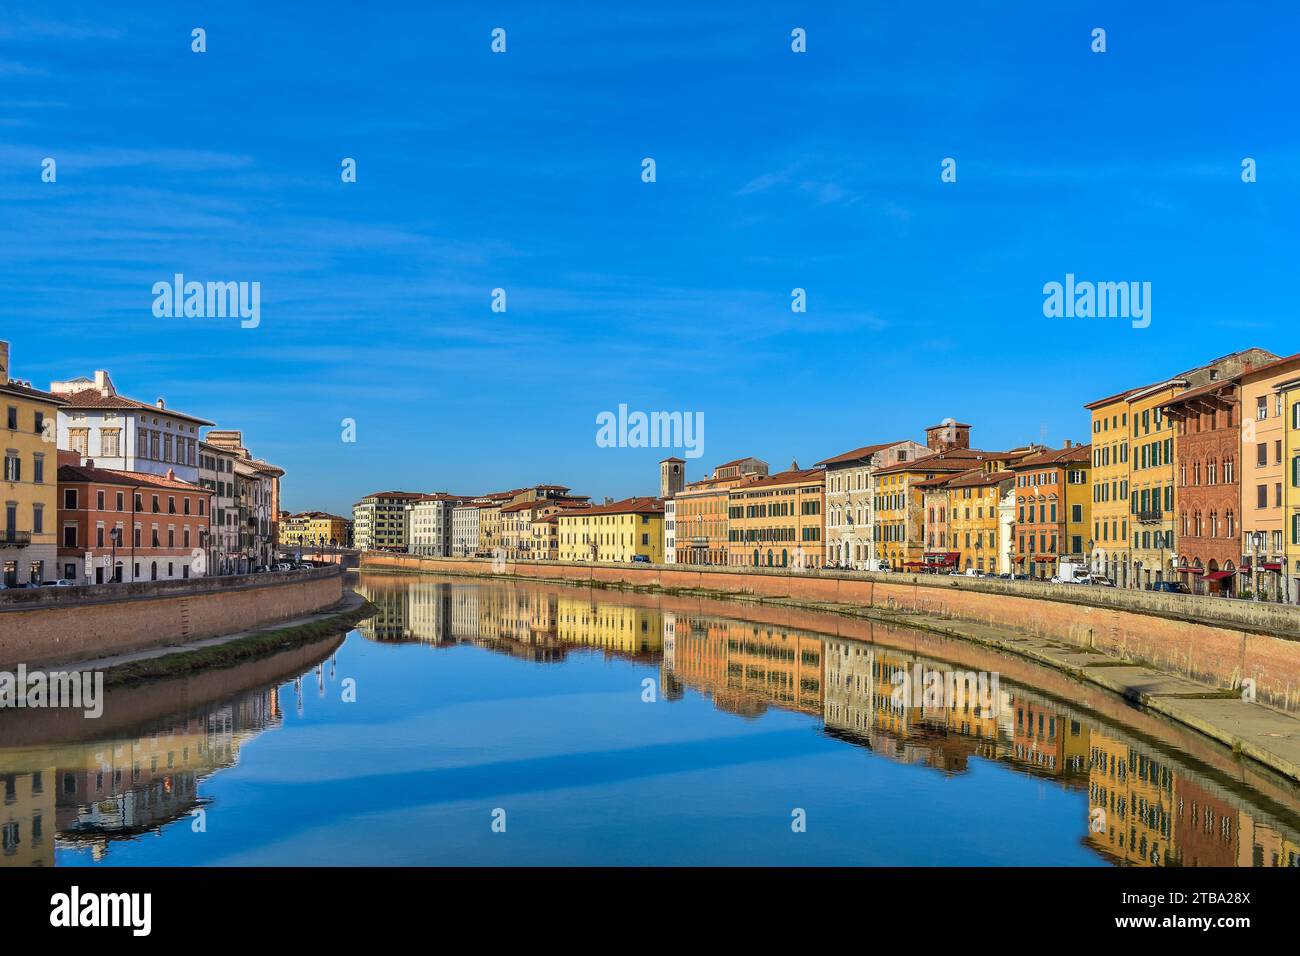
[0,567,344,669]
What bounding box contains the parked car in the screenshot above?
[631,555,651,563]
[41,580,76,588]
[1087,575,1117,588]
[1149,580,1190,594]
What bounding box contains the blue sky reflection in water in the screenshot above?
[28,578,1300,867]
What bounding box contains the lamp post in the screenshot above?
[110,526,122,583]
[1087,539,1095,576]
[1251,531,1264,602]
[975,535,983,574]
[1008,542,1018,580]
[845,510,854,570]
[1135,559,1144,592]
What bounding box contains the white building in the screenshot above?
[998,487,1016,575]
[816,439,928,570]
[663,498,676,564]
[452,502,484,556]
[407,494,464,556]
[51,371,213,485]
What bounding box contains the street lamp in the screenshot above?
[1251,530,1265,602]
[110,526,122,583]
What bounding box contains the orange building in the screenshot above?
[1008,442,1093,580]
[726,464,824,568]
[673,456,768,565]
[56,450,214,584]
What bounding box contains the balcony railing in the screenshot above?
[1136,510,1164,524]
[0,530,32,547]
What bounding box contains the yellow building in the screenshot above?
[943,468,1015,573]
[557,496,664,563]
[280,511,352,549]
[1085,349,1277,588]
[725,464,825,568]
[555,595,663,658]
[1,341,68,586]
[1128,384,1180,588]
[1240,353,1300,601]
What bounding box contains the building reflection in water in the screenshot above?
[0,665,346,867]
[354,575,1300,868]
[5,577,1296,868]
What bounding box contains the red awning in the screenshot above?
[903,561,928,568]
[1014,556,1026,563]
[1263,562,1283,572]
[1174,566,1204,575]
[1203,570,1235,582]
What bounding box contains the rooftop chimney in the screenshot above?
[156,398,166,409]
[1064,439,1073,448]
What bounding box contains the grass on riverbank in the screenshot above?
[102,598,376,688]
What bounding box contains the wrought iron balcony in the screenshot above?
[0,529,32,547]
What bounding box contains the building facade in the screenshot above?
[817,439,928,570]
[353,490,425,552]
[1085,349,1276,588]
[673,457,768,565]
[205,430,284,572]
[663,498,676,564]
[726,465,825,569]
[1240,353,1300,602]
[407,494,466,557]
[948,468,1015,573]
[557,497,664,563]
[280,511,352,550]
[1008,443,1092,580]
[50,369,212,485]
[56,451,213,584]
[451,502,484,556]
[1,341,67,586]
[1161,380,1244,596]
[198,440,239,574]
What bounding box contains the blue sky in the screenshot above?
[2,1,1295,514]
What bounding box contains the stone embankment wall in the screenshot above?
[0,567,344,668]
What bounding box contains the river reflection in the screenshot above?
[2,574,1298,867]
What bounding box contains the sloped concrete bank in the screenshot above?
[359,553,1300,783]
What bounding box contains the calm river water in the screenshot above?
[3,573,1299,867]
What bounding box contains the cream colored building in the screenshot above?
[816,439,927,570]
